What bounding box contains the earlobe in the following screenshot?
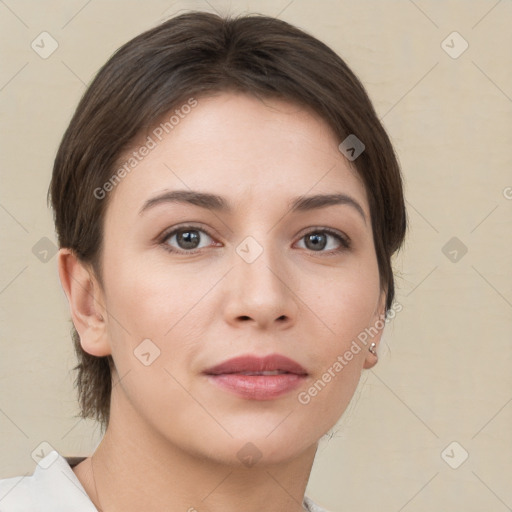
[57,248,111,357]
[363,343,379,369]
[362,289,387,370]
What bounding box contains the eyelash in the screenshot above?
[158,224,352,256]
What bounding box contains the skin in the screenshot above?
[59,92,386,512]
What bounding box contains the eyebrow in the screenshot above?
[139,189,367,224]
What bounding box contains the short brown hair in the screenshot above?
[48,11,407,432]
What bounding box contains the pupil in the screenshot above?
[178,230,200,249]
[306,233,326,251]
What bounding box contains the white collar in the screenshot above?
[0,450,97,511]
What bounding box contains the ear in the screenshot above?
[57,248,111,357]
[363,288,387,370]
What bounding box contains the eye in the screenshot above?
[160,225,217,254]
[295,228,351,254]
[158,225,351,255]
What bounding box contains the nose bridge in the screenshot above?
[235,233,285,295]
[226,231,296,325]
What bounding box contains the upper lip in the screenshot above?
[204,354,308,375]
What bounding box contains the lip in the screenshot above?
[203,354,308,400]
[204,354,308,376]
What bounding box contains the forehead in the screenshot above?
[106,92,369,221]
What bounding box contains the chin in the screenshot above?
[201,418,320,467]
[202,437,310,468]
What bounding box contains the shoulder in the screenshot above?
[0,450,96,512]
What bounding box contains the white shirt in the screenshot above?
[0,451,329,511]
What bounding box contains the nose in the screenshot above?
[222,239,299,330]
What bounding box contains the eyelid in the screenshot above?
[159,222,215,240]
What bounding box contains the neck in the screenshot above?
[77,389,318,512]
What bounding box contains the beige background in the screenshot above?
[1,0,511,510]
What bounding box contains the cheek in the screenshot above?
[103,246,186,329]
[294,276,376,429]
[300,258,381,347]
[101,260,203,426]
[295,255,379,407]
[298,353,364,420]
[293,305,369,438]
[102,250,221,370]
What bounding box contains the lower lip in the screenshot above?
[205,373,306,400]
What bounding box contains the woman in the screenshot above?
[0,11,406,511]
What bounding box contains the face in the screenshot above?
[75,92,386,465]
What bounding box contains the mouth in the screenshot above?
[235,370,292,376]
[203,354,308,400]
[204,353,308,375]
